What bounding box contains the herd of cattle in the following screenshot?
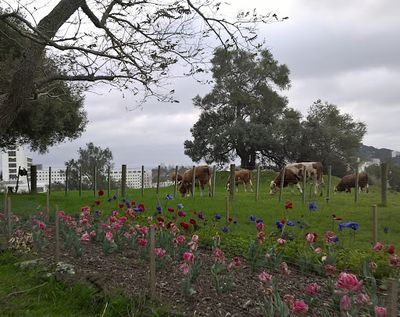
[170,162,369,197]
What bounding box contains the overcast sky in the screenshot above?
[26,0,400,168]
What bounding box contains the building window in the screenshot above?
[9,169,17,174]
[8,151,16,156]
[9,163,17,168]
[8,157,16,162]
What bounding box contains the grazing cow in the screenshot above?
[335,172,369,193]
[170,171,183,184]
[179,165,211,197]
[226,169,253,192]
[269,162,324,195]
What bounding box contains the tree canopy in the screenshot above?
[298,100,367,175]
[184,48,297,169]
[65,142,114,190]
[0,9,87,151]
[0,1,281,146]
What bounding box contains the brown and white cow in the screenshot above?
[179,165,211,197]
[269,162,324,195]
[170,171,183,184]
[226,169,253,192]
[335,172,369,193]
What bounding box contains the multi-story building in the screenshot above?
[110,168,152,188]
[0,146,32,192]
[37,167,66,185]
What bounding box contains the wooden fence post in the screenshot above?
[79,166,82,197]
[45,190,50,223]
[302,166,307,204]
[225,196,229,223]
[141,165,145,197]
[326,165,332,203]
[30,165,37,193]
[93,165,97,197]
[64,166,69,196]
[212,165,217,198]
[156,165,161,195]
[229,164,235,201]
[279,167,285,203]
[372,204,378,245]
[173,165,179,198]
[121,164,127,197]
[107,165,111,198]
[387,278,398,317]
[381,162,388,207]
[255,166,261,202]
[354,160,359,203]
[55,205,60,264]
[48,166,52,195]
[191,166,196,198]
[149,226,156,299]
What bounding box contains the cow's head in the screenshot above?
[179,181,191,197]
[269,181,279,194]
[225,179,231,191]
[334,183,345,192]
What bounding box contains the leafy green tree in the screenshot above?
[184,48,298,169]
[65,143,114,190]
[298,100,367,175]
[0,11,87,152]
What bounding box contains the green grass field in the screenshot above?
[1,171,399,252]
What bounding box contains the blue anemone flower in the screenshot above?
[250,215,257,222]
[112,194,118,200]
[308,202,318,212]
[156,206,162,213]
[165,194,173,200]
[197,212,204,220]
[214,214,221,220]
[384,226,390,234]
[338,222,359,231]
[287,221,296,227]
[95,210,101,218]
[222,226,229,233]
[276,221,283,231]
[177,203,184,209]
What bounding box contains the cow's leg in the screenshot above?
[296,183,303,194]
[249,179,254,192]
[208,177,212,197]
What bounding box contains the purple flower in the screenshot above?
[250,215,257,222]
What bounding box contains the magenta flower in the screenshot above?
[105,231,113,242]
[179,262,190,275]
[374,306,387,317]
[174,235,186,245]
[89,230,96,238]
[138,238,148,248]
[389,255,400,267]
[256,222,265,232]
[335,272,363,292]
[277,238,286,245]
[109,216,117,223]
[340,295,352,311]
[81,232,90,241]
[213,248,225,263]
[355,293,370,305]
[119,216,128,224]
[258,271,272,283]
[314,247,322,254]
[154,247,167,258]
[183,251,195,263]
[227,256,242,271]
[305,232,317,243]
[291,299,309,315]
[191,234,199,243]
[373,242,384,252]
[123,231,132,239]
[304,283,321,296]
[79,218,89,226]
[139,226,149,236]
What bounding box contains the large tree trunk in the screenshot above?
[0,0,85,133]
[239,152,256,170]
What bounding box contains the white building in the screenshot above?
[0,146,32,192]
[110,168,152,188]
[392,150,400,158]
[37,167,66,185]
